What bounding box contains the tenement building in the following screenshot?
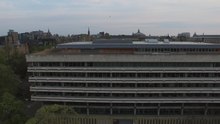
[27,39,220,116]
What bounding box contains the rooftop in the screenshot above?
[57,40,217,49]
[193,35,220,38]
[30,40,220,56]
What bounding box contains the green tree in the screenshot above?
[0,49,6,64]
[25,118,38,124]
[26,105,78,124]
[0,48,27,124]
[0,64,19,95]
[0,92,26,124]
[29,45,54,54]
[7,50,27,80]
[36,104,77,115]
[0,48,22,95]
[0,47,27,99]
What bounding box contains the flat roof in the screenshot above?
[133,41,211,45]
[61,41,92,45]
[56,40,220,49]
[31,40,220,56]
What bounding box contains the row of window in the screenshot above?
[33,92,220,97]
[46,102,220,107]
[75,108,220,115]
[30,72,220,78]
[33,82,220,88]
[65,48,220,54]
[136,48,219,53]
[29,62,220,67]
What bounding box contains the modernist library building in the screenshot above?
[27,39,220,117]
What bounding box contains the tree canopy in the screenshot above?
[0,48,27,124]
[26,104,78,124]
[0,92,26,124]
[0,63,20,95]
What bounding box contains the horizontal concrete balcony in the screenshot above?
[31,96,220,103]
[27,67,220,73]
[29,77,220,83]
[30,87,220,93]
[25,54,220,63]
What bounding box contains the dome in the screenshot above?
[133,29,146,38]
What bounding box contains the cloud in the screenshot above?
[1,0,220,35]
[0,1,15,10]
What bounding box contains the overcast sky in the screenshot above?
[1,0,220,36]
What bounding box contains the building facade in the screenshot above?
[192,33,220,43]
[27,40,220,116]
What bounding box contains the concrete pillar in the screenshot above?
[158,103,160,116]
[110,103,113,115]
[160,73,163,77]
[181,103,184,115]
[185,73,188,77]
[134,103,137,115]
[205,103,208,115]
[87,103,89,115]
[207,93,210,97]
[60,62,63,67]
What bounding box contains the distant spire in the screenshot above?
[138,29,140,33]
[48,28,51,34]
[47,28,52,36]
[193,32,197,37]
[88,27,90,36]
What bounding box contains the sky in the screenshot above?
[0,0,220,36]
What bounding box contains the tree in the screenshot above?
[0,49,6,64]
[25,118,37,124]
[0,48,24,95]
[25,105,78,124]
[29,44,54,54]
[0,92,26,124]
[7,50,27,80]
[0,47,27,99]
[0,48,28,124]
[0,64,19,95]
[36,104,78,115]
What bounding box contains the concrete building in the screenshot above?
[27,39,220,116]
[0,29,20,46]
[177,32,190,41]
[7,29,19,45]
[192,33,220,43]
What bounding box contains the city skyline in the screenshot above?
[1,0,220,36]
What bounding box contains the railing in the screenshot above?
[27,67,220,73]
[31,96,220,103]
[30,86,220,93]
[28,77,220,83]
